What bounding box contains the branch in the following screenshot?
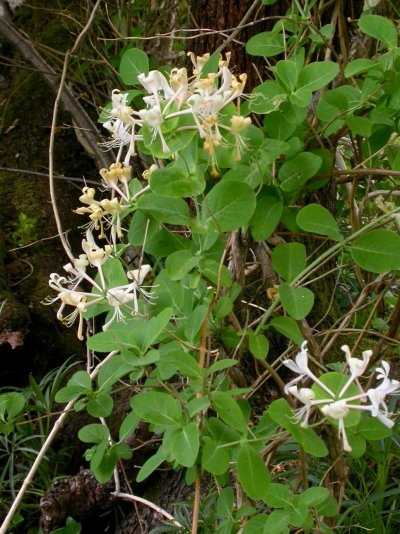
[0,10,114,170]
[112,491,182,528]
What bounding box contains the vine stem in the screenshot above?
[0,351,119,534]
[48,0,103,263]
[112,492,182,528]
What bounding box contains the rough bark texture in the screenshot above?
[40,470,115,534]
[189,0,292,91]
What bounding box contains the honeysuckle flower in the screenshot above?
[339,344,372,397]
[142,163,158,181]
[82,231,112,267]
[99,163,132,201]
[366,361,400,422]
[82,231,112,289]
[285,343,399,452]
[321,400,352,452]
[139,105,170,153]
[187,52,210,75]
[45,273,102,341]
[45,262,153,340]
[138,71,175,105]
[103,264,152,331]
[169,67,188,107]
[288,386,331,428]
[229,115,251,160]
[283,341,335,396]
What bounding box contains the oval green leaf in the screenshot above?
[350,229,400,273]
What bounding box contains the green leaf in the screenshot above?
[171,422,199,467]
[119,411,140,442]
[296,204,342,241]
[278,153,322,191]
[214,296,233,319]
[86,393,113,418]
[166,250,200,281]
[275,59,298,92]
[346,116,372,137]
[296,61,339,93]
[144,308,173,347]
[97,354,134,392]
[242,515,268,533]
[131,391,181,426]
[150,163,206,198]
[51,517,82,534]
[202,438,230,475]
[78,424,109,444]
[184,304,209,344]
[248,331,269,360]
[237,444,270,500]
[250,195,283,241]
[217,487,234,518]
[212,392,248,431]
[350,229,400,273]
[55,371,92,403]
[263,510,291,534]
[93,449,119,483]
[246,31,284,57]
[119,48,149,85]
[136,448,167,482]
[200,51,221,77]
[264,483,292,507]
[268,400,328,457]
[0,392,25,421]
[279,284,314,320]
[300,486,330,507]
[203,182,256,232]
[359,15,398,50]
[344,59,378,78]
[316,495,339,517]
[357,416,393,440]
[207,358,238,375]
[271,243,307,282]
[160,348,202,379]
[347,430,366,458]
[138,193,190,225]
[270,317,304,345]
[290,496,308,527]
[250,81,287,113]
[199,260,232,288]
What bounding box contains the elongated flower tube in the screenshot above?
[288,386,332,428]
[339,345,372,397]
[321,400,352,452]
[283,341,335,396]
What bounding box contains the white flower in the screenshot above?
[366,361,400,422]
[321,400,352,452]
[288,386,333,428]
[283,341,334,396]
[339,345,372,397]
[103,265,152,331]
[138,105,170,153]
[138,71,174,105]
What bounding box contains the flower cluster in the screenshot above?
[44,230,152,340]
[101,52,250,175]
[284,342,399,451]
[46,52,249,340]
